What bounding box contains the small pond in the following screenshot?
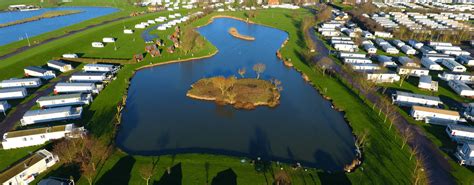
[0,7,118,46]
[116,18,356,171]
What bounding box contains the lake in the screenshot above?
[0,7,118,46]
[116,18,356,171]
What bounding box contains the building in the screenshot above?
[362,31,375,39]
[440,59,466,73]
[37,93,92,108]
[83,64,119,74]
[366,72,400,83]
[1,124,85,149]
[0,78,42,88]
[0,150,59,185]
[0,88,27,100]
[408,39,423,49]
[62,53,78,58]
[455,142,474,166]
[392,91,443,107]
[350,63,381,71]
[421,58,443,71]
[456,55,474,66]
[376,55,397,67]
[374,31,393,38]
[363,44,377,54]
[24,66,56,80]
[0,101,11,113]
[398,57,420,68]
[446,124,474,143]
[91,42,105,48]
[338,52,366,58]
[54,83,99,94]
[20,106,83,126]
[410,105,460,125]
[333,43,358,52]
[418,75,438,91]
[102,37,116,43]
[397,67,429,77]
[400,45,416,55]
[47,60,73,72]
[342,57,372,64]
[448,80,474,97]
[382,45,399,54]
[438,72,474,84]
[70,72,107,83]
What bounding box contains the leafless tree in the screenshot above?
[139,158,159,185]
[402,127,414,149]
[316,57,334,76]
[273,170,292,185]
[253,63,266,79]
[316,5,333,23]
[238,68,246,78]
[356,129,370,149]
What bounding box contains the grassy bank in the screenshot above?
[0,10,82,28]
[1,8,417,184]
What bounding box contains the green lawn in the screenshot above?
[1,7,419,185]
[0,145,45,170]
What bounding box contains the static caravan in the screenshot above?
[366,72,400,83]
[456,143,474,166]
[330,40,354,45]
[418,75,438,91]
[62,53,78,58]
[424,54,455,63]
[363,44,377,54]
[342,57,372,64]
[429,41,452,47]
[54,83,98,94]
[91,42,105,48]
[421,58,443,71]
[24,66,56,80]
[446,124,474,142]
[391,91,442,107]
[443,50,470,56]
[342,29,356,37]
[20,106,83,125]
[398,57,420,68]
[0,150,58,185]
[362,31,375,39]
[401,45,416,55]
[83,64,119,74]
[382,45,399,54]
[135,23,146,29]
[321,30,340,37]
[0,88,27,100]
[350,63,380,71]
[391,39,405,48]
[1,124,85,149]
[376,55,397,67]
[397,67,429,77]
[123,29,134,34]
[448,80,474,97]
[408,39,424,49]
[375,38,389,46]
[419,46,437,54]
[440,59,466,73]
[456,55,474,66]
[0,78,42,88]
[338,52,366,58]
[70,72,107,83]
[374,31,393,38]
[330,36,352,41]
[439,72,474,84]
[410,105,460,125]
[0,101,11,113]
[333,43,358,52]
[37,93,92,108]
[102,37,116,43]
[47,60,73,72]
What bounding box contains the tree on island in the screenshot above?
[253,63,266,79]
[238,68,246,78]
[213,76,237,95]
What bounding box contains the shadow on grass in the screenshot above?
[211,168,237,185]
[96,155,136,185]
[154,163,183,185]
[40,164,81,182]
[317,171,351,185]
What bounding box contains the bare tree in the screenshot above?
[356,129,370,149]
[316,57,334,76]
[273,170,291,185]
[253,63,266,79]
[139,158,159,185]
[412,154,427,185]
[238,68,246,78]
[401,127,414,149]
[316,5,333,23]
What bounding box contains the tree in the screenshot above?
[273,170,291,185]
[401,127,414,149]
[238,68,246,78]
[139,158,159,185]
[316,5,333,23]
[316,57,334,76]
[356,129,370,149]
[213,76,236,95]
[253,63,266,79]
[271,78,283,92]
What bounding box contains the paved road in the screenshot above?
[308,28,456,185]
[0,16,130,60]
[0,74,72,136]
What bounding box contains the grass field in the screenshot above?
[0,7,421,185]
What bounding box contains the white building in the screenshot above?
[421,58,443,71]
[448,80,474,97]
[338,52,366,58]
[376,55,397,67]
[83,64,119,74]
[440,59,466,73]
[70,72,107,83]
[366,72,400,83]
[333,43,358,52]
[418,75,438,91]
[20,106,83,126]
[374,31,393,38]
[1,124,85,149]
[0,150,59,185]
[397,67,429,77]
[351,63,381,71]
[47,60,73,72]
[408,39,423,49]
[123,29,134,34]
[54,83,99,94]
[362,31,375,39]
[342,57,372,64]
[37,93,92,108]
[411,105,460,125]
[446,124,474,143]
[0,78,42,88]
[455,142,474,166]
[103,37,116,43]
[0,88,27,100]
[401,45,416,55]
[0,101,11,113]
[382,45,399,54]
[24,66,56,80]
[91,42,105,48]
[62,53,78,58]
[398,57,420,68]
[392,91,443,107]
[363,44,377,54]
[456,55,474,66]
[438,72,474,84]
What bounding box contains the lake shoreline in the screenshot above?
[0,10,83,28]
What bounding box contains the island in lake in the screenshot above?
[187,76,280,109]
[228,27,255,41]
